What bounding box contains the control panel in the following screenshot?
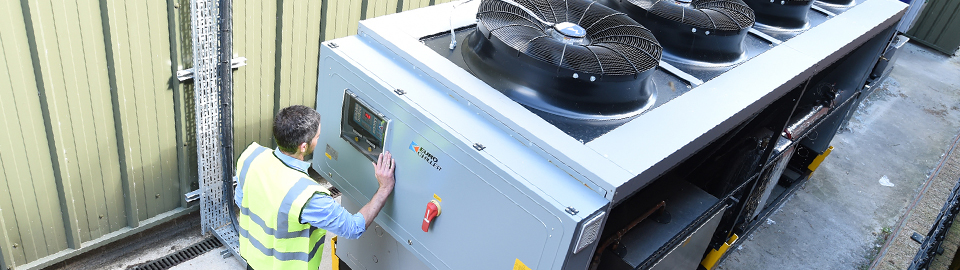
[340,90,390,161]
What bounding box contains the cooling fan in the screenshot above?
[462,0,663,120]
[598,0,755,64]
[742,0,816,30]
[816,0,855,7]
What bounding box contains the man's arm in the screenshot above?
[358,151,396,229]
[300,151,396,238]
[300,194,367,239]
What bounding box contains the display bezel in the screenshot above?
[340,90,390,162]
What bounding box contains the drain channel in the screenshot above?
[133,237,223,270]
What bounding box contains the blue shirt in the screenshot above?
[235,148,367,239]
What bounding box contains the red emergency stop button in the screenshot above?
[422,200,441,232]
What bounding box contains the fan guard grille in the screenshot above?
[628,0,756,31]
[476,0,662,76]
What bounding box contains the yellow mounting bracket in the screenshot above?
[331,236,340,270]
[700,234,739,270]
[807,146,834,172]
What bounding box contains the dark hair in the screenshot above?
[273,105,321,153]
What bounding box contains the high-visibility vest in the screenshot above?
[236,143,329,269]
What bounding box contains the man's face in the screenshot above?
[306,123,321,155]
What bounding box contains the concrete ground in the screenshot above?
[47,213,207,270]
[718,42,960,269]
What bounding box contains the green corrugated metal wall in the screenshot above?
[231,0,455,155]
[0,0,450,269]
[906,0,960,55]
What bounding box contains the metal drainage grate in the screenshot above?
[133,237,223,270]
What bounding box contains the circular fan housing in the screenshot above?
[743,0,815,30]
[463,0,663,120]
[598,0,756,64]
[816,0,855,7]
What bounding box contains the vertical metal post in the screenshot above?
[218,0,242,260]
[190,0,242,261]
[220,0,233,182]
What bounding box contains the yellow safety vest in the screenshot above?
[236,143,329,269]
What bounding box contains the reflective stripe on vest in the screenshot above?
[236,143,329,269]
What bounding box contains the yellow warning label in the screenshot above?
[513,259,531,270]
[433,194,442,202]
[325,153,332,160]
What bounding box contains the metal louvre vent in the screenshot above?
[627,0,755,31]
[476,0,661,76]
[575,211,606,254]
[132,237,223,270]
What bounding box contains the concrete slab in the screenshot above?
[718,42,960,269]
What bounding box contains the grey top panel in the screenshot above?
[355,0,907,203]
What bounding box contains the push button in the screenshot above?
[422,200,441,232]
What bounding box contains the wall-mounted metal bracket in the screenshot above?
[176,57,247,82]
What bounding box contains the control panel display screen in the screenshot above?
[340,90,389,161]
[352,105,386,142]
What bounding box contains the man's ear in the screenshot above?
[299,142,308,153]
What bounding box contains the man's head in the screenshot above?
[274,105,322,156]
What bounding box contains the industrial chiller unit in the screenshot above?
[311,0,908,268]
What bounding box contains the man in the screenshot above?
[234,105,396,269]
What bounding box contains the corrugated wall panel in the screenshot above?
[302,0,323,108]
[278,0,297,110]
[172,0,198,209]
[289,0,307,108]
[276,0,324,121]
[232,0,281,159]
[234,0,249,158]
[150,0,182,216]
[47,0,125,240]
[27,0,88,248]
[258,0,279,150]
[0,0,68,264]
[103,0,182,222]
[105,0,147,224]
[77,0,127,236]
[907,0,960,54]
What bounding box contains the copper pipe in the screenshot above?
[589,201,667,270]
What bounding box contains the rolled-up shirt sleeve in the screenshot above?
[300,194,367,239]
[234,177,243,209]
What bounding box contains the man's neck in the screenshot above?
[280,150,305,161]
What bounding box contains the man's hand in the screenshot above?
[359,151,396,229]
[372,151,396,191]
